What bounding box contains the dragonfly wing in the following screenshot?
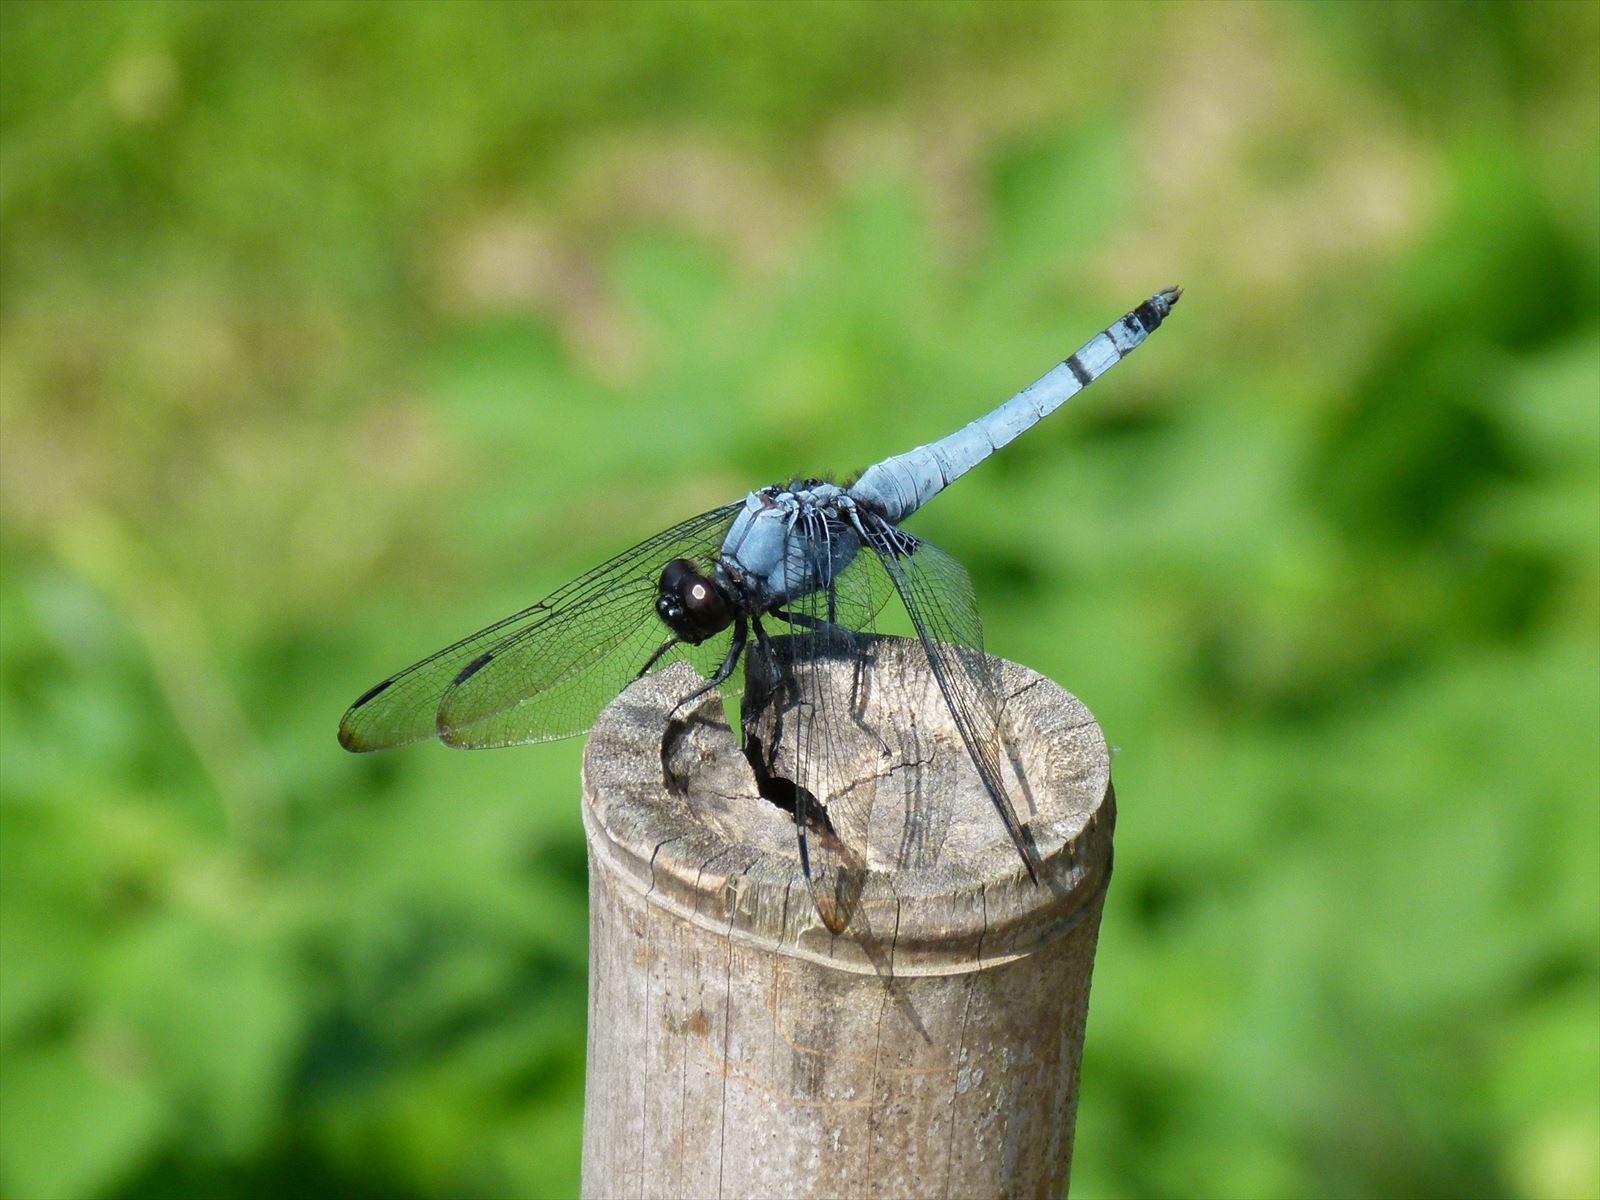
[338,502,742,751]
[744,513,896,933]
[866,519,1042,879]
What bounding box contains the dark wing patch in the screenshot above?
[453,651,494,687]
[350,678,394,709]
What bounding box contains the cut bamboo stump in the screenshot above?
[580,637,1115,1200]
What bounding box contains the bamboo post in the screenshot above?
[580,637,1115,1200]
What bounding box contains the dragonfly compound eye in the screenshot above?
[657,559,734,643]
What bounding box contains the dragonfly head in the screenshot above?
[657,559,736,644]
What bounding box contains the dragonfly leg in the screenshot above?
[770,607,856,648]
[632,637,679,682]
[667,616,747,719]
[770,606,826,631]
[746,614,806,736]
[707,616,749,688]
[750,614,803,705]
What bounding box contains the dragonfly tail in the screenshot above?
[849,286,1183,522]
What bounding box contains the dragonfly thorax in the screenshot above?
[719,483,864,610]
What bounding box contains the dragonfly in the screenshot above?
[340,287,1181,930]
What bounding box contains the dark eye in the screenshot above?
[656,559,734,643]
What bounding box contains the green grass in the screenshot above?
[2,2,1597,1197]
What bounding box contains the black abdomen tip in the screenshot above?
[1134,286,1183,333]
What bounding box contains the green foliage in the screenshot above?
[2,2,1596,1197]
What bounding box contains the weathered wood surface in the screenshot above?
[580,637,1114,1200]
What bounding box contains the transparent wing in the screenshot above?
[866,518,1042,879]
[744,510,894,933]
[338,502,742,751]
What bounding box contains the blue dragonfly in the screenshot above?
[341,287,1181,930]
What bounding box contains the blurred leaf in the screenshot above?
[0,1041,167,1199]
[94,916,302,1158]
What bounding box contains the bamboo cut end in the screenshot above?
[581,636,1114,975]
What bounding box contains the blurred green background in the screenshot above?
[2,2,1596,1197]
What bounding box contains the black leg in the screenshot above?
[751,613,776,657]
[707,617,748,688]
[750,614,797,705]
[771,606,854,643]
[745,614,799,734]
[771,606,827,631]
[668,616,747,717]
[632,637,678,682]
